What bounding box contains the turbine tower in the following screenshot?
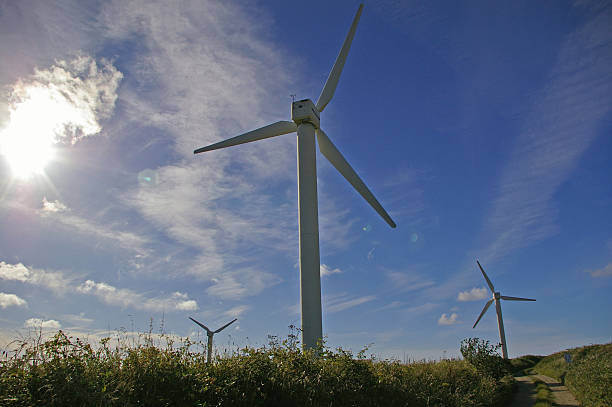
[472,260,536,358]
[194,4,396,349]
[189,317,237,364]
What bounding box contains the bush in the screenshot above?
[460,337,511,380]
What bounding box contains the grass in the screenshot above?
[509,355,542,376]
[531,342,612,407]
[0,331,517,407]
[531,378,554,407]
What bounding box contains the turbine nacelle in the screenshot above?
[292,99,320,129]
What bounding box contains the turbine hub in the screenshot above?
[291,99,320,129]
[494,292,501,300]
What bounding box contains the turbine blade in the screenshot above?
[214,318,238,333]
[316,129,396,228]
[477,260,495,292]
[315,4,364,112]
[189,317,212,334]
[501,296,536,302]
[194,121,297,154]
[473,299,493,329]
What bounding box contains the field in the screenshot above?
[1,332,516,407]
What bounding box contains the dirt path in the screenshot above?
[510,375,580,407]
[532,374,580,407]
[509,376,537,407]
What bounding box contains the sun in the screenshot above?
[0,84,89,178]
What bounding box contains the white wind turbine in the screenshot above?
[194,4,396,349]
[189,317,237,363]
[472,260,536,359]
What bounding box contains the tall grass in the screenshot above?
[1,331,516,407]
[532,342,612,407]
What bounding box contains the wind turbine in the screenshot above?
[194,4,396,349]
[189,317,237,364]
[472,260,536,359]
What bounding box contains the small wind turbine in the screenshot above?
[472,260,536,359]
[189,317,237,364]
[194,4,396,349]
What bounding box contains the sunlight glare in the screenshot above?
[0,84,100,178]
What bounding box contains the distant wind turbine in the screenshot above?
[472,260,536,359]
[189,317,237,364]
[194,4,396,349]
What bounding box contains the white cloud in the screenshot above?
[0,54,122,153]
[458,287,488,301]
[1,260,198,312]
[320,264,342,277]
[585,263,612,278]
[0,293,27,308]
[42,197,68,213]
[77,279,198,312]
[24,318,61,329]
[0,262,30,282]
[438,313,459,326]
[0,261,73,294]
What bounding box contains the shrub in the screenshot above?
[460,337,511,380]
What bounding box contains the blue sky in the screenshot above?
[0,0,610,360]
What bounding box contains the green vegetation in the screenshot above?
[1,332,516,407]
[508,355,542,375]
[532,342,612,407]
[531,378,553,407]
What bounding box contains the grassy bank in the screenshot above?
[531,343,612,407]
[1,331,516,407]
[531,378,553,407]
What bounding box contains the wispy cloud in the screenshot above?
[479,5,612,262]
[0,261,75,295]
[458,287,488,301]
[0,293,27,309]
[96,0,307,301]
[0,54,122,147]
[223,305,249,319]
[403,302,438,315]
[62,313,94,326]
[24,318,61,329]
[584,263,612,278]
[77,280,197,312]
[40,198,151,257]
[438,313,459,326]
[320,264,342,277]
[326,293,376,313]
[386,271,435,292]
[1,261,198,312]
